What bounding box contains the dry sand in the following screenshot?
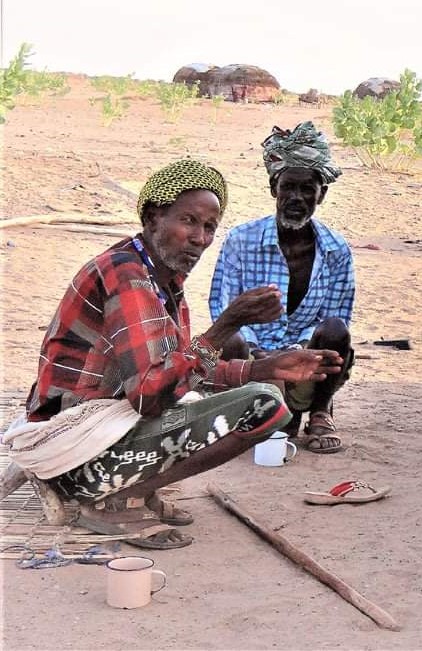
[1,76,421,650]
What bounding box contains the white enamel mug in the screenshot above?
[106,556,166,609]
[254,431,297,467]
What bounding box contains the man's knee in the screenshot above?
[311,317,350,347]
[221,332,249,361]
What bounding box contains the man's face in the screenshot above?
[148,189,221,275]
[274,168,327,231]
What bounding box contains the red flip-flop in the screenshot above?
[304,480,391,505]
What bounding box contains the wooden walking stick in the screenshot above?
[207,482,400,632]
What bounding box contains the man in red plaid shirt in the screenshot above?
[4,159,343,549]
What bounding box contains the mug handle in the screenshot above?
[151,569,167,595]
[285,441,297,461]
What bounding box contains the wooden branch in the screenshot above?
[207,482,400,631]
[0,462,28,499]
[33,224,134,237]
[0,214,137,229]
[24,471,67,526]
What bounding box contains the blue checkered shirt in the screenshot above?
[209,215,355,349]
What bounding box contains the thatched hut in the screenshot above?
[353,77,400,100]
[173,63,280,103]
[173,63,220,97]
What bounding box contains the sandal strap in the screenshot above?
[309,410,336,431]
[161,499,175,519]
[136,522,172,539]
[78,502,175,537]
[330,481,374,497]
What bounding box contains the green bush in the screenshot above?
[0,43,71,122]
[89,74,137,125]
[211,94,225,124]
[90,74,135,96]
[0,43,33,123]
[155,81,199,122]
[21,69,70,98]
[333,69,422,172]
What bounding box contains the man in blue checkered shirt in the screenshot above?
[209,122,355,453]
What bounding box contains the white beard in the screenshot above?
[278,214,312,231]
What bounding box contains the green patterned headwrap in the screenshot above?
[262,121,342,185]
[137,159,228,221]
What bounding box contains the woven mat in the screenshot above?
[0,391,128,561]
[0,391,184,561]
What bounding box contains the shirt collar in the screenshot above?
[263,216,339,254]
[136,232,185,295]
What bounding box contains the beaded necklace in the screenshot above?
[131,236,168,304]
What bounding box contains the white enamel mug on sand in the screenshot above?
[254,431,297,467]
[106,556,166,609]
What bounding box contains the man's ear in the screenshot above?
[317,185,328,205]
[142,204,160,230]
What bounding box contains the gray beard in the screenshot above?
[278,214,312,231]
[153,239,196,276]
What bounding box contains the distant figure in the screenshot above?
[209,122,355,454]
[299,88,321,108]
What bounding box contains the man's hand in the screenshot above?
[250,349,343,384]
[205,285,283,351]
[222,285,283,328]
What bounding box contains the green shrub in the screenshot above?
[89,74,136,125]
[22,69,70,98]
[333,69,422,172]
[211,94,225,124]
[135,79,159,99]
[0,43,33,122]
[90,74,135,96]
[0,43,71,122]
[155,81,199,122]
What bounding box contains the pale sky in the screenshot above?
[2,0,421,95]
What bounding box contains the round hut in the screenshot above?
[173,63,220,97]
[173,63,280,103]
[353,77,400,100]
[205,64,280,103]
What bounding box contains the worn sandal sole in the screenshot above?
[127,534,193,550]
[160,514,194,526]
[76,514,193,549]
[302,434,342,454]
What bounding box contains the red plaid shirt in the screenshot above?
[27,235,251,421]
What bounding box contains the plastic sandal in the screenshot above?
[304,480,391,505]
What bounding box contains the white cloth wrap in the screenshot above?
[2,399,139,480]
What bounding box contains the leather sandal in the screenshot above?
[303,410,342,454]
[145,491,194,526]
[77,496,193,549]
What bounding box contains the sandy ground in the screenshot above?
[1,76,422,650]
